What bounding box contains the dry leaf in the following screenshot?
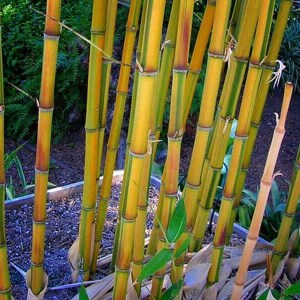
[273,251,289,283]
[71,274,114,300]
[186,244,213,273]
[203,263,232,300]
[126,273,139,300]
[183,263,211,300]
[26,269,48,300]
[286,257,300,279]
[68,224,95,282]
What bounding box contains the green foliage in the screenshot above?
[238,180,300,242]
[257,281,300,300]
[4,144,29,199]
[279,17,300,93]
[137,199,188,298]
[79,285,89,300]
[1,1,129,142]
[1,0,91,141]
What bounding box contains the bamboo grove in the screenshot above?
[0,0,299,299]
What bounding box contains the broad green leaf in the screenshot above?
[167,199,186,243]
[238,206,251,229]
[243,189,258,202]
[274,203,286,214]
[160,280,183,300]
[174,236,191,259]
[271,180,281,208]
[284,281,300,295]
[79,285,89,300]
[138,249,172,282]
[151,161,164,178]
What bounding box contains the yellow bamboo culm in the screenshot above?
[29,1,61,296]
[91,0,143,275]
[113,1,166,298]
[76,0,107,281]
[231,82,293,299]
[208,0,275,285]
[0,13,12,300]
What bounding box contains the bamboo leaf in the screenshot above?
[159,279,183,300]
[238,206,251,228]
[271,180,281,208]
[174,236,191,259]
[167,198,186,243]
[79,285,89,300]
[284,282,300,296]
[138,249,172,282]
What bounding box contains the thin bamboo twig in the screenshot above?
[0,13,12,300]
[231,82,293,299]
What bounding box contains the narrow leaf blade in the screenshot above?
[167,199,186,243]
[138,249,172,282]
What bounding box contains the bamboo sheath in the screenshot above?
[272,144,300,272]
[190,0,261,252]
[0,14,12,300]
[150,1,195,297]
[110,0,146,270]
[226,0,293,244]
[208,0,275,285]
[231,82,293,300]
[90,0,119,274]
[113,1,166,298]
[29,1,61,295]
[78,0,107,281]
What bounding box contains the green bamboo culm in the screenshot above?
[150,1,195,297]
[110,0,147,270]
[30,0,61,295]
[91,0,143,275]
[113,1,167,298]
[272,144,300,272]
[225,0,293,244]
[190,0,261,252]
[90,0,118,274]
[146,0,181,257]
[208,0,275,285]
[77,0,107,281]
[0,13,12,300]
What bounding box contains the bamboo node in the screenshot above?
[39,107,54,113]
[31,262,44,267]
[44,33,60,41]
[196,124,213,132]
[34,168,49,175]
[0,105,5,113]
[0,286,11,294]
[81,206,95,212]
[208,52,224,59]
[267,60,286,88]
[0,182,5,187]
[173,68,188,74]
[33,220,46,225]
[185,182,200,190]
[115,265,130,273]
[128,149,147,159]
